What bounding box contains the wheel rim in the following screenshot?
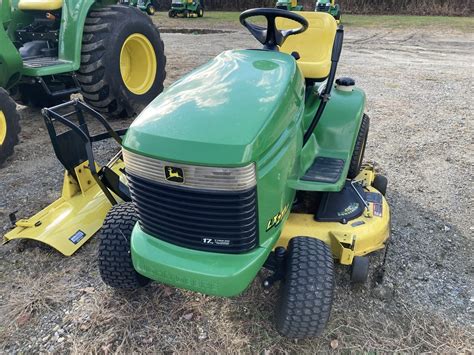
[0,111,7,146]
[120,33,157,95]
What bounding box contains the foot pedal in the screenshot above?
[315,181,365,223]
[301,157,344,183]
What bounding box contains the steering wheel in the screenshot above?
[239,8,309,50]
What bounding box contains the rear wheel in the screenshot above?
[183,9,189,17]
[348,114,369,179]
[0,89,21,166]
[373,175,388,196]
[276,237,334,338]
[78,5,166,117]
[98,202,150,289]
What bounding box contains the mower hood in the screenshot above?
[123,49,304,166]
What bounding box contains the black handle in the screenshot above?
[331,25,344,62]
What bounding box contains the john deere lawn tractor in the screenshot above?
[168,0,204,17]
[0,0,166,166]
[120,0,160,15]
[275,0,303,11]
[316,0,341,21]
[4,9,390,338]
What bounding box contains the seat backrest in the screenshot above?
[18,0,63,11]
[277,12,337,80]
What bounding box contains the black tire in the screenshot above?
[146,4,155,15]
[78,5,166,117]
[373,174,388,196]
[276,237,335,338]
[348,114,370,179]
[98,202,150,289]
[350,256,369,284]
[197,5,204,17]
[0,88,21,166]
[183,9,189,17]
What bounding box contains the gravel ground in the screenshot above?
[0,15,473,353]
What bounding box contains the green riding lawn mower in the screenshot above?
[275,0,303,11]
[3,8,390,338]
[316,0,341,21]
[0,0,166,166]
[275,0,341,22]
[168,0,204,18]
[120,0,160,16]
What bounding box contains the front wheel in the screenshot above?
[98,202,150,289]
[0,89,21,166]
[276,237,335,338]
[78,5,166,117]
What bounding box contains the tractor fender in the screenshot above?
[315,86,366,154]
[0,24,22,88]
[59,0,117,69]
[294,86,366,191]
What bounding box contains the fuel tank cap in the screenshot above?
[335,77,355,92]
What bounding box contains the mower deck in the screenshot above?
[279,167,390,264]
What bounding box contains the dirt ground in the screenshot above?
[1,14,473,353]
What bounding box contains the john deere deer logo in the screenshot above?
[164,166,184,183]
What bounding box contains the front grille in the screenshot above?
[127,173,258,253]
[123,149,256,191]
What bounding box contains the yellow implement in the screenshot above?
[278,165,390,265]
[2,99,130,256]
[3,160,124,256]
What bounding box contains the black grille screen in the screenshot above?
[127,173,258,253]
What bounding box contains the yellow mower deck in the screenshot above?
[3,160,124,256]
[278,166,390,265]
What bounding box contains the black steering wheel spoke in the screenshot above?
[240,8,308,50]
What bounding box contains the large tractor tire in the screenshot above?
[0,89,21,166]
[276,237,335,338]
[78,5,166,117]
[98,202,151,289]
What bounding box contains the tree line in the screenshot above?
[156,0,472,16]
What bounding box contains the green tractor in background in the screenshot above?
[315,0,341,21]
[168,0,204,17]
[0,0,166,166]
[120,0,160,16]
[275,0,303,11]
